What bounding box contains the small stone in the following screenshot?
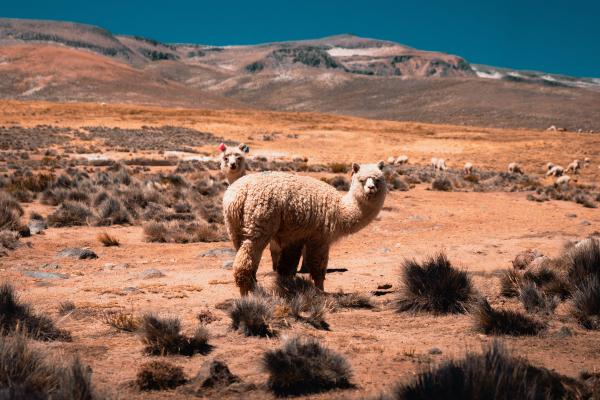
[23,271,69,280]
[57,248,98,260]
[28,219,46,234]
[222,260,233,270]
[139,268,165,279]
[200,248,236,258]
[122,287,141,294]
[377,283,393,290]
[179,360,255,396]
[555,326,573,338]
[41,263,60,270]
[428,347,442,355]
[581,220,592,226]
[566,213,577,218]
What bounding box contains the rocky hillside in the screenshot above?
[1,18,599,130]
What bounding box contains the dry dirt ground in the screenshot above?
[1,100,600,399]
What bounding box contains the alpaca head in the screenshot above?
[220,143,249,182]
[349,161,387,203]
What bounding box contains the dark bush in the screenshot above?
[397,253,474,314]
[263,336,353,396]
[136,360,187,391]
[473,299,545,336]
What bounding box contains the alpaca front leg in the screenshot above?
[233,238,268,296]
[304,242,330,291]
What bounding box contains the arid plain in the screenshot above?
[1,100,600,399]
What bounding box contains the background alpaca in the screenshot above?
[463,162,473,175]
[546,165,564,177]
[219,143,250,184]
[223,162,387,295]
[219,142,307,275]
[508,162,524,174]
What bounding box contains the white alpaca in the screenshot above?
[565,160,582,174]
[508,162,523,174]
[219,142,306,274]
[223,162,387,295]
[219,143,250,184]
[395,155,409,165]
[432,158,446,171]
[546,165,564,177]
[555,175,571,187]
[463,162,474,175]
[546,162,555,171]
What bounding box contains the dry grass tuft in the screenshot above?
[0,283,71,341]
[0,334,97,399]
[229,295,275,337]
[102,310,141,332]
[140,314,211,356]
[263,336,353,396]
[136,360,187,391]
[97,232,120,247]
[571,276,600,330]
[397,253,474,314]
[389,341,586,399]
[473,299,546,336]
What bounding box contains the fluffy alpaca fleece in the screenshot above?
[223,162,387,295]
[220,143,250,184]
[219,142,306,274]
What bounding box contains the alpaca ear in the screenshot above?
[377,160,385,170]
[218,143,226,152]
[238,143,250,153]
[352,163,360,174]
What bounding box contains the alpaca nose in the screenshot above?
[229,162,237,170]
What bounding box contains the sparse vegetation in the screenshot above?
[58,301,76,315]
[97,232,120,246]
[386,342,586,399]
[47,201,92,227]
[140,314,211,356]
[431,176,452,191]
[136,360,187,391]
[0,334,96,399]
[102,310,141,332]
[229,295,274,337]
[0,283,71,341]
[396,253,474,314]
[473,299,546,336]
[263,336,353,396]
[571,276,600,329]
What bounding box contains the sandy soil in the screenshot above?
[2,100,600,398]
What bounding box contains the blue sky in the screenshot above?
[3,0,599,77]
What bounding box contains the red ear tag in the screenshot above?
[218,143,226,152]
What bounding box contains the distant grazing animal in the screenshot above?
[546,162,555,171]
[431,158,438,169]
[395,155,409,165]
[433,158,446,171]
[584,157,590,164]
[555,175,571,187]
[463,162,474,175]
[223,162,387,295]
[508,162,523,174]
[566,160,582,174]
[546,165,564,177]
[219,143,250,184]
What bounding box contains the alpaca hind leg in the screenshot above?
[276,241,304,277]
[303,242,330,291]
[270,240,281,272]
[233,238,269,296]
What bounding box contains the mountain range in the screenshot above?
[1,18,599,130]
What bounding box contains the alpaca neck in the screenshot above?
[227,168,246,184]
[335,190,385,238]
